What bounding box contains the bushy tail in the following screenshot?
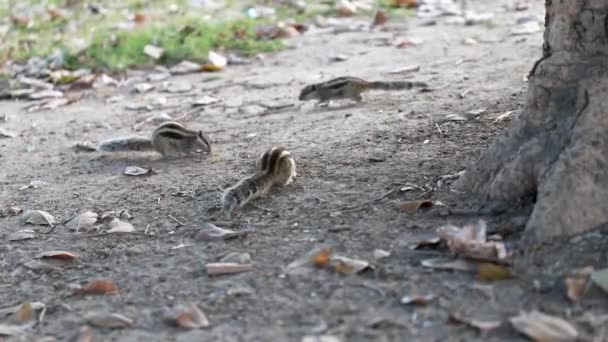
[368,81,428,90]
[97,137,154,152]
[221,175,273,215]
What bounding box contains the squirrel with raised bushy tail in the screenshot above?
[95,121,211,156]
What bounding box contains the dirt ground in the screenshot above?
[2,1,608,341]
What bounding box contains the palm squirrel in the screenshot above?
[97,121,211,156]
[298,76,428,105]
[221,146,297,216]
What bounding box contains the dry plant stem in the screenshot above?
[455,0,608,242]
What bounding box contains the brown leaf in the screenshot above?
[134,13,146,23]
[206,263,252,276]
[86,312,133,328]
[476,263,513,282]
[448,313,503,332]
[331,255,370,274]
[311,248,331,267]
[400,294,436,306]
[565,266,593,303]
[510,311,578,342]
[38,250,79,261]
[397,200,433,214]
[372,10,388,27]
[164,303,210,329]
[75,279,118,295]
[14,302,34,322]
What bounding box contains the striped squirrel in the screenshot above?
[221,146,296,216]
[97,121,211,156]
[298,76,428,105]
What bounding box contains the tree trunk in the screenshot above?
[455,0,608,242]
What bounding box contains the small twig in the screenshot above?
[434,122,444,135]
[40,214,77,234]
[330,188,398,215]
[459,88,471,99]
[168,214,185,227]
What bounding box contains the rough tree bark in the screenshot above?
[455,0,608,241]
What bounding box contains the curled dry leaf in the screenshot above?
[7,229,37,241]
[14,302,34,322]
[564,266,593,302]
[509,310,578,342]
[202,51,227,72]
[397,200,433,214]
[21,210,55,226]
[286,246,332,274]
[19,180,49,190]
[164,303,210,329]
[0,127,17,138]
[206,262,252,276]
[37,250,79,261]
[373,248,391,260]
[77,211,98,232]
[124,166,151,176]
[408,232,441,250]
[107,218,134,233]
[400,294,436,306]
[331,256,370,275]
[448,313,503,332]
[86,312,133,329]
[476,263,513,282]
[436,220,510,262]
[75,279,118,295]
[194,223,240,241]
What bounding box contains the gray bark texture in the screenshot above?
[455,0,608,241]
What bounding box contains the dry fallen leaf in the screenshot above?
[0,323,32,336]
[75,279,118,295]
[0,302,45,319]
[436,220,510,262]
[373,248,391,260]
[134,83,154,93]
[77,211,98,232]
[311,248,332,267]
[21,210,55,226]
[202,51,227,72]
[124,166,151,176]
[194,223,241,241]
[107,218,134,233]
[19,180,49,190]
[0,127,17,138]
[476,262,513,282]
[143,45,163,60]
[391,0,418,8]
[193,96,219,106]
[510,310,578,342]
[7,229,37,241]
[206,262,252,276]
[163,303,210,329]
[37,250,79,261]
[331,255,370,275]
[86,312,133,329]
[162,80,193,93]
[400,294,436,306]
[408,232,441,250]
[14,302,34,322]
[398,200,433,214]
[448,313,503,332]
[564,266,593,302]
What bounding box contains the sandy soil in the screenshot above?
[2,1,608,341]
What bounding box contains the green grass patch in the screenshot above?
[80,17,282,71]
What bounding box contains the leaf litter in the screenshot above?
[509,310,579,342]
[21,210,55,226]
[163,303,210,329]
[86,312,133,329]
